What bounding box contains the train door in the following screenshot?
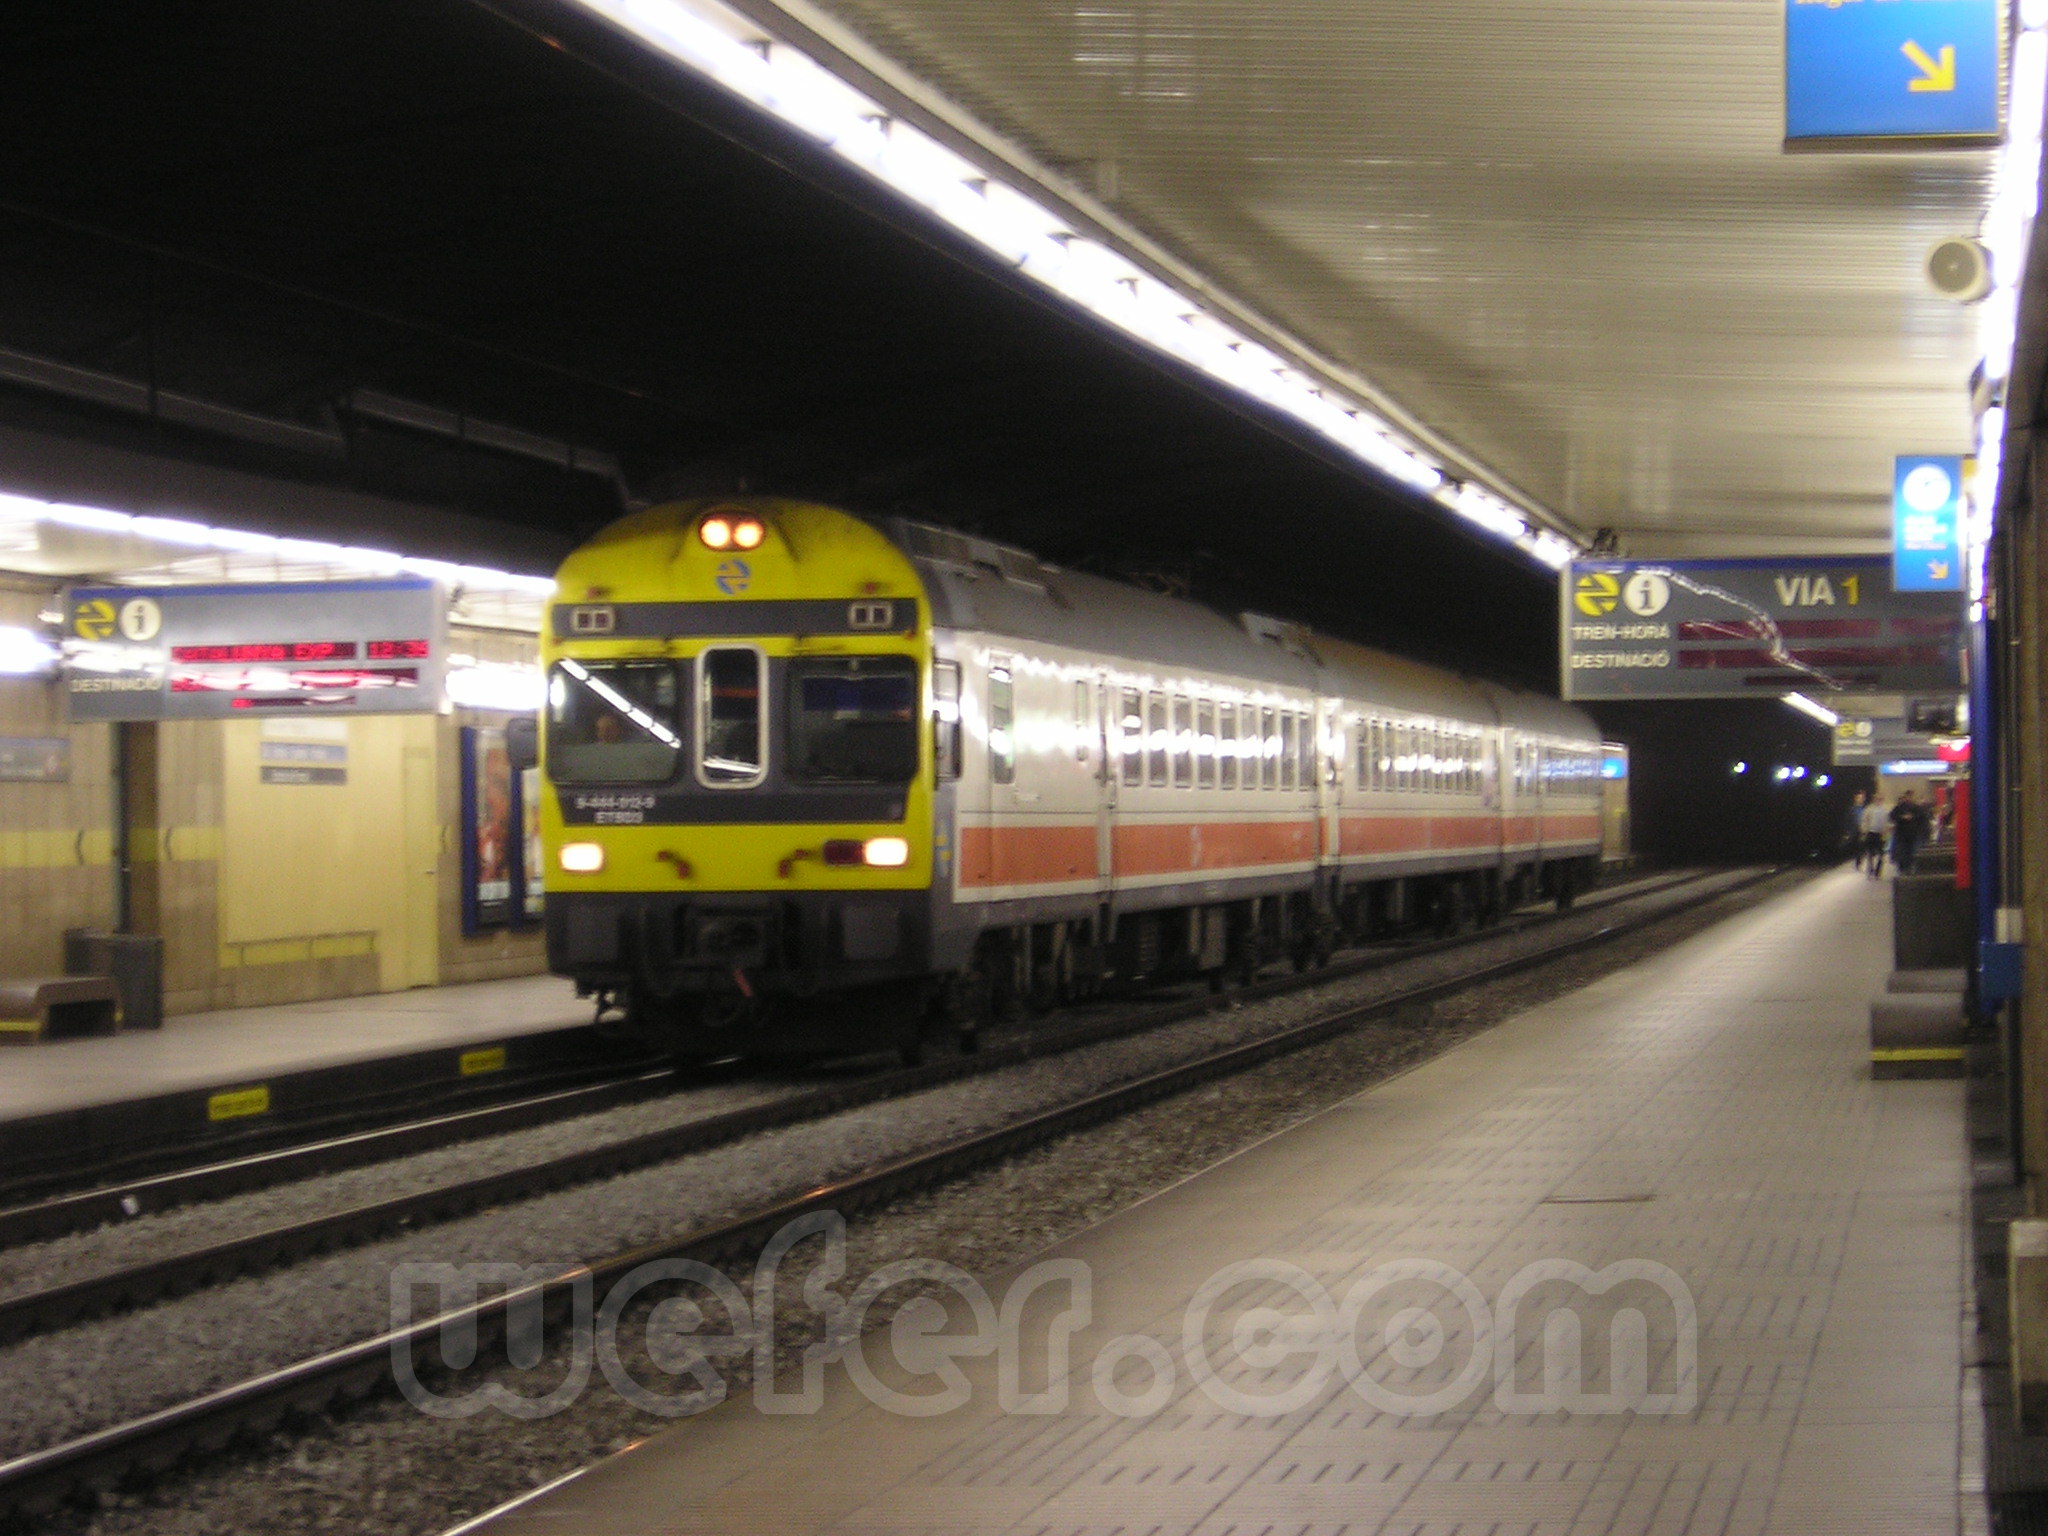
[1480,728,1504,872]
[1316,700,1341,869]
[1095,674,1118,902]
[984,655,1015,887]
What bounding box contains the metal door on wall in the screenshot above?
[401,743,440,988]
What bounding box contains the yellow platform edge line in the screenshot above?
[1871,1046,1966,1062]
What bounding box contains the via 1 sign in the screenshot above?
[1561,557,1964,701]
[62,578,446,721]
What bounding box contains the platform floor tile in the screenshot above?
[478,871,1967,1536]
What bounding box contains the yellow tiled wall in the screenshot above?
[0,594,548,1013]
[0,585,114,977]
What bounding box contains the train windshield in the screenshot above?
[546,661,682,783]
[787,657,918,783]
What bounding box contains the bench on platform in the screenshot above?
[0,976,121,1045]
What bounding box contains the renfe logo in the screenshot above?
[1773,573,1861,606]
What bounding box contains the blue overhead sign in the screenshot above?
[1786,0,2003,147]
[1893,454,1965,592]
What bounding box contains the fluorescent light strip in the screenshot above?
[0,489,556,597]
[1781,691,1840,728]
[1968,5,2048,594]
[570,0,1575,568]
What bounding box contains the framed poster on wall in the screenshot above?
[461,725,515,933]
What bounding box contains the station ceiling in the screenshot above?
[0,0,2007,689]
[784,0,1995,558]
[0,0,1571,684]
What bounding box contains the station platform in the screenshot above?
[0,974,594,1187]
[477,868,1972,1536]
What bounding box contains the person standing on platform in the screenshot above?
[1860,794,1890,879]
[1848,791,1872,869]
[1889,790,1931,875]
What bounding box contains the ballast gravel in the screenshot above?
[16,865,1797,1536]
[0,866,1703,1311]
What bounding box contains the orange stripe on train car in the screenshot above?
[957,823,1099,888]
[1338,814,1500,856]
[1113,819,1316,876]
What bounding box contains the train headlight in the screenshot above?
[699,516,735,550]
[821,837,911,868]
[559,842,606,874]
[731,516,765,550]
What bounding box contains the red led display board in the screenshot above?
[62,580,445,720]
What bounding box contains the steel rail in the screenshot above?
[0,864,1783,1521]
[0,870,1718,1346]
[0,866,1703,1259]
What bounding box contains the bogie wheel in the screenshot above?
[1228,934,1262,989]
[925,950,995,1056]
[1448,883,1474,937]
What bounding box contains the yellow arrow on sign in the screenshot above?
[1902,40,1956,93]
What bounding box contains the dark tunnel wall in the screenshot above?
[1589,700,1873,866]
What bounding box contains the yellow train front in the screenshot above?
[538,499,939,1056]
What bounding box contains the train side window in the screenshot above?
[1301,713,1318,787]
[1257,708,1276,788]
[1368,720,1383,792]
[932,659,961,781]
[1196,700,1217,789]
[1435,729,1447,793]
[1147,691,1168,786]
[1171,696,1193,787]
[1120,688,1143,786]
[696,647,766,788]
[1217,703,1237,790]
[1074,681,1092,763]
[988,662,1015,785]
[1279,713,1298,791]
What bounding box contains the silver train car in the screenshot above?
[537,501,1606,1056]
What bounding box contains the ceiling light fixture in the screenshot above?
[0,489,556,597]
[563,0,1579,570]
[1966,6,2048,594]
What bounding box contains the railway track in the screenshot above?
[0,864,1774,1521]
[0,865,1702,1258]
